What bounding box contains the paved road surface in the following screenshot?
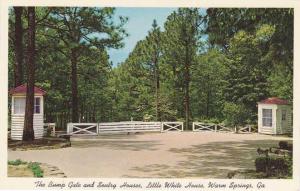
[8,132,291,178]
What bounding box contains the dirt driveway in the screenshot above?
[8,132,292,178]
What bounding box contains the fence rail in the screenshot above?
[65,122,257,136]
[98,121,161,134]
[161,122,184,132]
[66,121,184,135]
[193,122,256,133]
[67,123,98,135]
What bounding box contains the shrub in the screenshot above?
[28,162,43,178]
[255,156,291,177]
[8,159,27,166]
[278,141,293,151]
[287,144,293,152]
[255,157,268,173]
[278,141,288,150]
[222,102,250,127]
[200,118,221,124]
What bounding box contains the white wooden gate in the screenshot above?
[98,121,161,134]
[215,124,234,133]
[67,123,98,135]
[192,122,234,133]
[67,121,185,135]
[193,122,216,132]
[236,125,257,133]
[161,122,184,132]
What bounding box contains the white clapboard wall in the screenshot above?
[11,114,44,140]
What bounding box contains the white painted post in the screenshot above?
[96,123,99,135]
[215,125,217,132]
[160,122,164,132]
[67,123,72,134]
[192,123,195,131]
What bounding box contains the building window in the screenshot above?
[262,109,272,127]
[34,97,41,114]
[13,97,41,114]
[282,110,286,121]
[13,97,25,114]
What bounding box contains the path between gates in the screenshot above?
[8,132,291,178]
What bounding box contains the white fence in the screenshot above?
[161,122,184,132]
[66,121,183,135]
[67,123,98,135]
[193,122,234,133]
[236,125,257,133]
[98,121,161,134]
[66,122,256,135]
[193,122,256,133]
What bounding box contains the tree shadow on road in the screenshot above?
[127,139,289,178]
[71,133,163,151]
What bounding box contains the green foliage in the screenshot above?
[267,64,293,101]
[8,159,27,166]
[206,8,293,106]
[8,160,44,177]
[255,156,268,172]
[255,156,292,177]
[8,8,293,127]
[223,102,249,127]
[191,49,228,120]
[278,141,292,151]
[28,162,43,177]
[225,28,271,121]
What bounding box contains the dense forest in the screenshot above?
[8,8,293,130]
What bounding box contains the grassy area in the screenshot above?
[28,162,43,177]
[8,165,33,177]
[8,159,43,177]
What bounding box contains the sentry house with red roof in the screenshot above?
[257,97,292,135]
[9,84,46,140]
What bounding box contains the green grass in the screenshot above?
[8,159,27,166]
[8,159,44,177]
[28,162,43,177]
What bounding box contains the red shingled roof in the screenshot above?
[259,97,289,105]
[9,84,46,95]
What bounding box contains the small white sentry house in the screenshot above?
[257,97,292,135]
[10,84,46,140]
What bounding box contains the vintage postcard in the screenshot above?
[0,0,299,190]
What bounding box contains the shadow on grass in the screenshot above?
[127,139,291,178]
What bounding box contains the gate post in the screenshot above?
[67,123,72,134]
[160,122,164,132]
[96,123,99,135]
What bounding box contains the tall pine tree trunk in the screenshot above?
[13,7,23,87]
[71,48,79,122]
[184,42,190,130]
[206,75,210,118]
[154,54,160,121]
[23,7,35,141]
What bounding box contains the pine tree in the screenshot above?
[13,7,23,87]
[23,7,36,141]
